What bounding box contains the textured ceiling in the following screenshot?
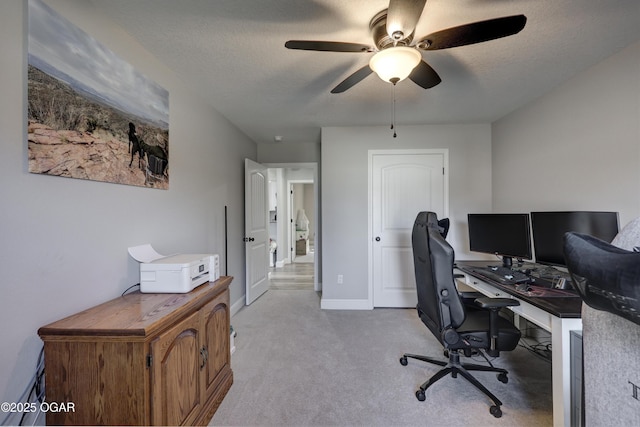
[91,0,640,145]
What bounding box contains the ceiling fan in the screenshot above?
[285,0,527,93]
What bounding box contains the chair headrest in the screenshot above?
[415,211,449,238]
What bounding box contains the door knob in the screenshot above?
[375,236,381,241]
[243,237,255,242]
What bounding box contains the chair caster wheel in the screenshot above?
[399,356,408,366]
[490,405,502,418]
[415,390,426,401]
[497,373,508,384]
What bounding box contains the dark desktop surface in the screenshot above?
[456,261,583,318]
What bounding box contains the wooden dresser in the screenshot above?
[38,276,233,426]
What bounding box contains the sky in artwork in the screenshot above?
[28,0,169,127]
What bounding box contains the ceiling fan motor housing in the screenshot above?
[370,10,414,50]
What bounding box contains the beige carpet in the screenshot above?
[210,290,552,426]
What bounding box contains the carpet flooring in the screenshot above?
[210,289,553,426]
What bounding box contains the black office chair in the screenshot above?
[563,232,640,327]
[400,212,522,418]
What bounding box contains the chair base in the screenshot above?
[400,349,508,418]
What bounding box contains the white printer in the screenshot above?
[129,244,220,293]
[140,253,211,293]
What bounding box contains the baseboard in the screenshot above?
[320,298,372,310]
[230,296,245,317]
[275,260,286,268]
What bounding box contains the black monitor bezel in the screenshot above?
[467,213,533,267]
[531,211,620,267]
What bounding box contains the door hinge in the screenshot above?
[146,354,153,368]
[443,167,445,175]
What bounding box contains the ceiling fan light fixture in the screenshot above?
[369,46,421,84]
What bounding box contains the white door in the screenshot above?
[371,150,448,307]
[244,159,269,305]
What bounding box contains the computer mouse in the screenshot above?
[516,283,531,292]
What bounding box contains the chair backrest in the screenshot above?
[412,212,466,340]
[564,231,640,326]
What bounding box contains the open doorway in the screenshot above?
[265,163,319,292]
[290,182,314,265]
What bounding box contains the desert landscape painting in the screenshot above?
[28,0,169,189]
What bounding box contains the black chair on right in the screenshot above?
[563,231,640,326]
[400,212,522,418]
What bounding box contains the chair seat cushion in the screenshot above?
[455,310,521,351]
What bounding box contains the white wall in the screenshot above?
[321,124,492,304]
[258,141,320,164]
[492,40,640,226]
[0,0,256,406]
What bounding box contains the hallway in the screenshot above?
[268,256,315,291]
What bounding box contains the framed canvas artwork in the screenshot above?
[27,0,169,189]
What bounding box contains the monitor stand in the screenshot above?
[501,256,513,268]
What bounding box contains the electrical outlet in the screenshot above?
[337,274,343,284]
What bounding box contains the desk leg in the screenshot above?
[551,317,582,427]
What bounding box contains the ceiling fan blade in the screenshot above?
[285,40,374,53]
[386,0,427,40]
[416,15,527,51]
[331,66,374,93]
[409,60,441,89]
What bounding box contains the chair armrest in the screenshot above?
[474,297,520,309]
[460,291,484,300]
[474,297,520,357]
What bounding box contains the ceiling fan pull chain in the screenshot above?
[390,84,394,132]
[391,83,397,138]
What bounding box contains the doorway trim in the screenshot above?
[288,180,313,265]
[264,162,320,292]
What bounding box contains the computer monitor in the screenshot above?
[467,213,532,268]
[530,211,619,267]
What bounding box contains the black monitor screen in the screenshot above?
[531,211,619,267]
[467,213,532,267]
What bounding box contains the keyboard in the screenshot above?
[471,266,532,286]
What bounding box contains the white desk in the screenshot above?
[455,263,582,427]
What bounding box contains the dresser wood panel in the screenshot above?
[38,276,233,426]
